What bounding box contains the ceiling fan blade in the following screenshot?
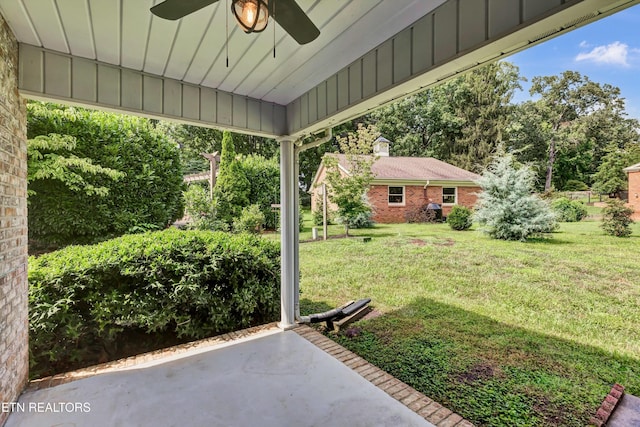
[272,0,320,45]
[151,0,220,20]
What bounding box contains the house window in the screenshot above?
[443,187,456,205]
[388,186,405,205]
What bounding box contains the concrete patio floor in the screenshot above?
[5,325,469,427]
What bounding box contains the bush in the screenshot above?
[27,102,184,248]
[183,184,218,230]
[312,195,333,226]
[563,180,589,191]
[29,230,280,377]
[447,206,473,230]
[601,199,634,237]
[342,211,375,229]
[551,198,588,222]
[234,204,266,233]
[405,205,441,223]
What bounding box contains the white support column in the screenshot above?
[279,138,297,329]
[293,148,301,319]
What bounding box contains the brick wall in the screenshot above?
[628,171,640,220]
[369,185,480,223]
[0,14,29,425]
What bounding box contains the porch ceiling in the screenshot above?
[0,0,441,106]
[2,0,640,138]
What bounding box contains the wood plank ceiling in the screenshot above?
[0,0,445,105]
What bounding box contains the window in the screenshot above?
[388,186,405,205]
[443,187,456,204]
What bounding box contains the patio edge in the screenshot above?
[26,322,279,391]
[294,324,475,427]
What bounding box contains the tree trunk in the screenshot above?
[545,138,557,192]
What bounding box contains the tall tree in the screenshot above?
[443,61,522,172]
[213,131,250,224]
[528,71,627,191]
[369,61,522,172]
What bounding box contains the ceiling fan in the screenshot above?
[150,0,320,45]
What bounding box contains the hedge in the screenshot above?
[29,229,280,377]
[27,102,184,248]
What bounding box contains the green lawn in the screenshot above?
[296,216,640,426]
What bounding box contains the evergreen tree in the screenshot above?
[474,155,557,241]
[592,143,631,196]
[213,131,250,224]
[592,141,640,196]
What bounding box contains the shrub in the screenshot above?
[551,198,588,222]
[563,180,589,191]
[474,155,557,241]
[312,195,333,226]
[29,229,280,376]
[183,184,218,230]
[27,102,184,249]
[234,204,266,233]
[601,199,634,237]
[447,206,473,230]
[405,205,441,223]
[343,211,375,229]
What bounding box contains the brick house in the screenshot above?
[310,138,482,223]
[624,162,640,220]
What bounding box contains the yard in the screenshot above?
[296,216,640,426]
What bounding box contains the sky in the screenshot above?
[506,3,640,119]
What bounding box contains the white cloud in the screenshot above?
[579,40,591,48]
[575,41,631,66]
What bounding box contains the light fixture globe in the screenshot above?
[232,0,269,33]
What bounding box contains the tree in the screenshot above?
[369,62,522,172]
[474,155,557,241]
[592,143,631,196]
[238,154,280,229]
[213,131,251,224]
[27,102,184,249]
[159,122,278,174]
[323,123,378,235]
[27,134,123,197]
[592,141,640,196]
[443,62,522,172]
[528,71,628,191]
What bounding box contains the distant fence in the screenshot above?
[561,191,628,203]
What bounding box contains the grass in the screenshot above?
[295,214,640,426]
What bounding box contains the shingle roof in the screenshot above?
[624,162,640,173]
[330,154,480,181]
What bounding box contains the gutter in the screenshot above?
[295,128,333,154]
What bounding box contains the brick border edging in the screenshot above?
[26,322,279,391]
[589,384,625,427]
[294,325,475,427]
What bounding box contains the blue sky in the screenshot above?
[506,4,640,119]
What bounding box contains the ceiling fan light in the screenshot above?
[232,0,269,33]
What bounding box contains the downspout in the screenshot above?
[293,128,333,323]
[423,180,430,200]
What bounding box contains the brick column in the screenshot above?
[0,14,29,426]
